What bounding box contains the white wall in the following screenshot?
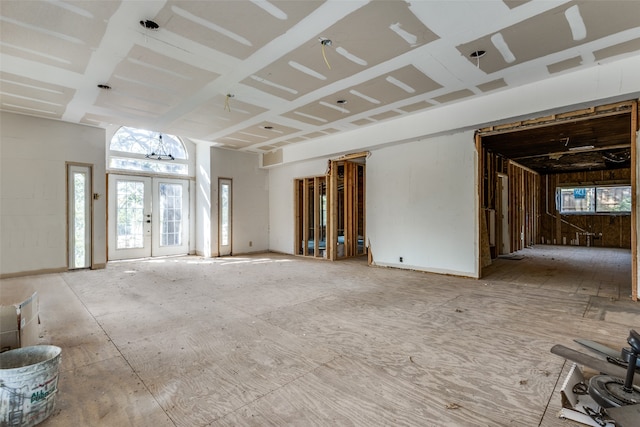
[194,142,212,257]
[267,134,477,277]
[0,112,106,276]
[210,148,269,256]
[367,131,477,276]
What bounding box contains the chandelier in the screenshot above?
[145,134,174,160]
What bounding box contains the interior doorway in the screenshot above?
[294,157,366,260]
[108,174,190,260]
[331,160,366,259]
[67,164,92,269]
[476,100,637,300]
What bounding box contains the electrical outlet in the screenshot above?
[249,241,253,247]
[399,257,403,262]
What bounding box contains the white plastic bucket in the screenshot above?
[0,345,61,427]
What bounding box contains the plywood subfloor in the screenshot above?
[1,245,636,426]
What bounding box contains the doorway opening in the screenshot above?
[477,100,637,300]
[294,157,366,260]
[108,174,189,260]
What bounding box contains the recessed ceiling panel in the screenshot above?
[458,1,640,73]
[433,89,475,104]
[217,121,301,149]
[370,110,402,121]
[398,100,433,113]
[594,37,640,61]
[155,1,324,60]
[241,1,439,100]
[477,79,508,93]
[0,1,120,73]
[503,1,532,9]
[547,56,582,74]
[282,65,442,125]
[167,94,268,138]
[0,71,74,119]
[94,45,218,119]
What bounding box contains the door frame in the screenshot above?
[218,177,233,256]
[151,177,190,257]
[476,100,637,301]
[107,174,191,260]
[108,174,152,260]
[67,162,93,269]
[497,173,510,255]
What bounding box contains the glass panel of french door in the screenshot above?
[108,174,152,260]
[151,178,189,257]
[219,178,232,256]
[68,165,92,269]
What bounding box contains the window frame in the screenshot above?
[108,127,189,176]
[557,184,631,215]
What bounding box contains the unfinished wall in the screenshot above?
[540,169,632,248]
[0,112,106,276]
[210,148,269,256]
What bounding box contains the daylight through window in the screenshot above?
[109,127,188,175]
[557,185,631,214]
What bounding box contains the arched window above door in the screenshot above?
[108,126,188,175]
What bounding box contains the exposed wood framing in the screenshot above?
[333,151,370,161]
[329,162,337,261]
[476,133,490,276]
[477,100,635,137]
[506,162,539,251]
[313,177,320,258]
[632,100,638,301]
[293,180,301,256]
[303,179,309,256]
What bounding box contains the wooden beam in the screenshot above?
[294,180,300,256]
[477,100,635,137]
[631,100,638,301]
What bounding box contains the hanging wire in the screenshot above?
[224,94,234,112]
[320,39,332,70]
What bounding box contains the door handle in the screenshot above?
[146,220,151,223]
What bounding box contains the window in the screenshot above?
[558,185,631,214]
[109,127,188,175]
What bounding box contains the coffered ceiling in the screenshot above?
[1,1,639,166]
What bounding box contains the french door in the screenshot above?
[108,174,189,260]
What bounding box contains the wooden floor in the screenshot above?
[1,245,637,426]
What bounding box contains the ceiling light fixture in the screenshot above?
[568,145,594,151]
[139,20,159,30]
[336,99,347,104]
[469,50,486,68]
[145,134,174,160]
[319,37,332,70]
